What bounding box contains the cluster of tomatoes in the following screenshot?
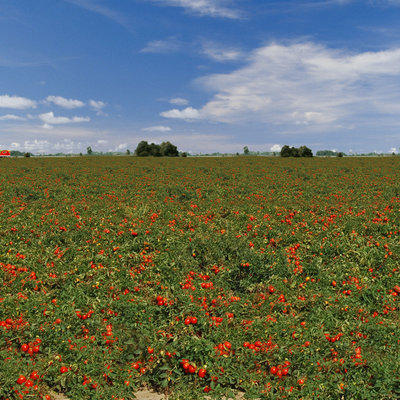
[0,316,28,331]
[214,341,234,357]
[184,316,198,325]
[324,332,343,343]
[156,295,172,306]
[243,339,277,354]
[200,281,214,289]
[20,338,42,355]
[14,370,52,400]
[75,309,94,320]
[180,359,207,378]
[16,370,40,386]
[269,361,291,378]
[389,285,400,297]
[82,374,98,389]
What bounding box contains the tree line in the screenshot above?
[280,145,313,157]
[134,141,181,157]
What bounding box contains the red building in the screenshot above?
[0,150,10,157]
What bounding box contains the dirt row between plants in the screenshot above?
[49,388,247,400]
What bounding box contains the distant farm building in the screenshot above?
[0,150,10,157]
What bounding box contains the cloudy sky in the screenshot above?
[1,0,400,154]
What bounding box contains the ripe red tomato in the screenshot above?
[16,375,27,384]
[270,366,278,375]
[198,368,207,378]
[224,341,232,349]
[30,371,40,380]
[147,346,154,354]
[60,366,68,374]
[268,285,275,294]
[21,344,29,352]
[32,345,40,353]
[190,316,198,324]
[24,379,34,387]
[184,318,191,325]
[55,318,62,324]
[188,364,196,374]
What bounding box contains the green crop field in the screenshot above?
[1,156,399,399]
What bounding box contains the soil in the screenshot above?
[48,388,247,399]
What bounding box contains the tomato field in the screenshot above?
[1,156,399,399]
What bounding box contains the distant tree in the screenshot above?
[290,147,300,157]
[149,143,161,156]
[298,145,313,157]
[337,152,344,157]
[126,149,130,155]
[24,152,31,157]
[280,145,292,157]
[280,145,313,157]
[243,146,250,155]
[79,152,83,156]
[316,150,337,157]
[160,141,179,157]
[87,146,93,155]
[180,152,188,157]
[135,141,151,156]
[135,140,180,157]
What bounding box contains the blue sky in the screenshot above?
[1,0,400,154]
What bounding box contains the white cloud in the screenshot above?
[201,41,244,62]
[141,37,182,54]
[152,0,242,19]
[97,139,108,144]
[161,42,400,132]
[64,0,130,30]
[270,144,282,152]
[89,99,106,115]
[89,99,105,110]
[10,142,21,149]
[46,96,85,109]
[142,125,172,132]
[39,112,90,126]
[0,95,36,109]
[160,106,201,120]
[169,97,189,106]
[0,114,26,121]
[116,143,128,151]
